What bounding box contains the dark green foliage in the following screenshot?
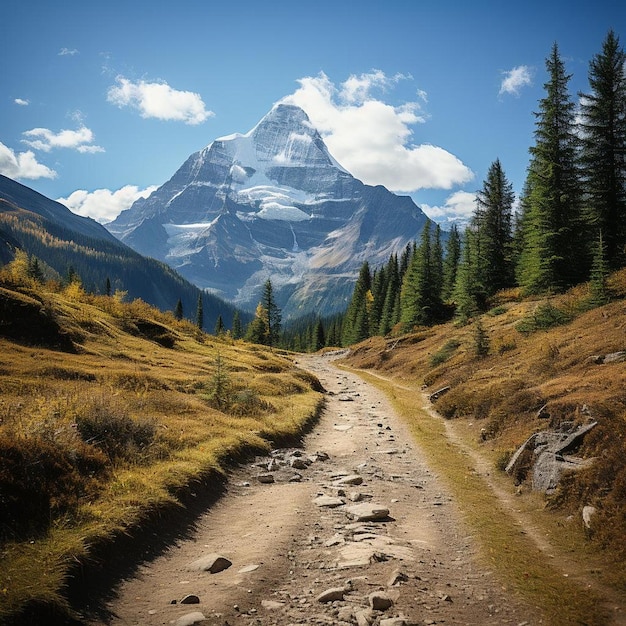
[442,224,461,301]
[430,338,461,367]
[312,318,325,351]
[473,159,515,295]
[515,301,572,333]
[400,220,443,329]
[105,276,111,297]
[579,30,626,270]
[174,298,183,321]
[196,294,204,330]
[517,43,585,294]
[262,279,281,348]
[473,319,490,358]
[203,352,231,411]
[342,261,372,345]
[588,230,610,306]
[231,310,242,339]
[214,314,225,335]
[453,229,481,324]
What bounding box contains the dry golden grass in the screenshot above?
[342,269,626,618]
[0,279,323,622]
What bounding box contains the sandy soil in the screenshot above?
[91,353,575,626]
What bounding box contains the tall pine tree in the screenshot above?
[517,43,583,293]
[342,262,372,345]
[579,29,626,270]
[473,159,515,295]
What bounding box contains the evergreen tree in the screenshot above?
[245,303,268,344]
[105,277,112,297]
[589,230,610,306]
[342,262,372,345]
[214,314,225,335]
[174,298,183,321]
[369,267,387,335]
[517,43,583,293]
[261,279,281,348]
[474,159,515,295]
[379,253,401,335]
[312,318,325,351]
[473,319,490,359]
[196,294,204,330]
[442,223,461,301]
[431,224,444,307]
[27,255,44,283]
[579,30,626,270]
[453,229,480,324]
[400,220,441,328]
[231,310,242,339]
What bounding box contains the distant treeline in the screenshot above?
[282,31,626,351]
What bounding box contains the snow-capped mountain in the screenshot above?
[107,103,428,317]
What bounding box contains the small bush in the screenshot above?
[487,306,508,316]
[229,388,276,417]
[430,339,461,367]
[0,433,108,540]
[75,401,157,463]
[516,301,572,333]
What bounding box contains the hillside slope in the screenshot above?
[0,175,242,331]
[0,275,323,623]
[342,271,626,570]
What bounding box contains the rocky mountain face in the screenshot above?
[0,175,238,330]
[107,104,428,317]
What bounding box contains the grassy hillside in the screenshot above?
[342,269,626,583]
[0,272,323,623]
[0,175,243,330]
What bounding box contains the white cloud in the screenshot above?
[14,98,29,106]
[58,184,158,224]
[107,76,213,125]
[59,48,78,56]
[282,71,473,193]
[420,190,477,226]
[22,125,104,153]
[0,142,57,180]
[499,66,533,97]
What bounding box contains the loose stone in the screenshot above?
[187,553,232,573]
[369,591,394,611]
[180,594,200,604]
[316,586,346,603]
[345,503,390,522]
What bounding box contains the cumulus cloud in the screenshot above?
[59,47,79,56]
[0,142,57,180]
[22,125,104,153]
[58,184,158,224]
[107,76,213,125]
[14,98,29,106]
[420,190,477,226]
[499,65,533,97]
[282,71,473,193]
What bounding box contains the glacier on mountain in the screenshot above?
[107,103,428,317]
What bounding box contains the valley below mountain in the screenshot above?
[90,353,623,626]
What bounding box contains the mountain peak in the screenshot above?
[107,103,428,318]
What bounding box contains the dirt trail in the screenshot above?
[96,353,549,626]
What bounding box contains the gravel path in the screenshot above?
[96,352,543,626]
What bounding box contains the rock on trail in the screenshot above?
[94,352,541,626]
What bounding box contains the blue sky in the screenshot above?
[1,0,623,227]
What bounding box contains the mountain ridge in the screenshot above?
[107,103,429,317]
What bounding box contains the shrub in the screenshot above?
[516,301,572,333]
[0,433,107,540]
[75,400,157,463]
[430,339,461,367]
[229,388,276,417]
